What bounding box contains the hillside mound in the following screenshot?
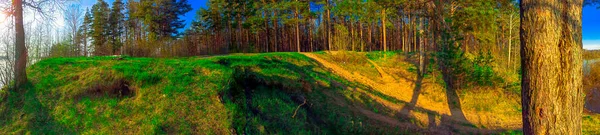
[1,52,599,134]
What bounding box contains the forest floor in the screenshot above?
[0,52,599,134]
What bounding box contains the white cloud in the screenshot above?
[584,40,600,50]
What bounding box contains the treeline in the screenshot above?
[57,0,519,60]
[182,0,519,58]
[52,0,192,57]
[180,0,521,88]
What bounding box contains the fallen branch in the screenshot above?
[292,99,307,118]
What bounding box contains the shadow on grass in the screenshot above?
[0,53,520,134]
[0,81,74,134]
[215,54,518,134]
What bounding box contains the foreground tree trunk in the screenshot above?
[520,0,584,134]
[13,0,28,89]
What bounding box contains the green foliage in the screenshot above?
[108,0,125,54]
[49,41,78,57]
[436,24,502,89]
[469,51,500,86]
[366,51,400,61]
[91,0,110,55]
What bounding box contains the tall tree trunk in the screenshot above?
[350,20,354,51]
[309,18,313,52]
[295,2,301,52]
[408,13,412,52]
[265,19,270,52]
[368,23,372,51]
[273,10,279,52]
[419,17,424,75]
[508,14,513,71]
[403,15,406,52]
[359,22,364,52]
[520,0,584,134]
[84,29,88,57]
[382,9,387,52]
[326,0,332,51]
[227,14,233,52]
[413,15,417,53]
[263,0,270,52]
[13,0,27,89]
[237,12,242,51]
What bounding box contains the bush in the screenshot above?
[366,51,400,61]
[436,28,502,89]
[585,62,600,91]
[469,51,501,86]
[330,51,368,65]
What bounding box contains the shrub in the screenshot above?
[469,51,502,86]
[585,62,600,91]
[330,51,368,65]
[436,27,502,89]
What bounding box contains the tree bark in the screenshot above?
[520,0,584,134]
[13,0,28,89]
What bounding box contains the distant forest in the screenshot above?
[44,0,519,60]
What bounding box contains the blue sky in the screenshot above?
[583,6,600,49]
[81,0,600,49]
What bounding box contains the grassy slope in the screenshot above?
[0,53,413,134]
[315,51,600,134]
[0,52,598,134]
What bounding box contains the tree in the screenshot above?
[149,0,192,38]
[375,0,402,52]
[82,9,92,56]
[12,0,26,89]
[91,0,110,55]
[64,4,83,56]
[108,0,125,54]
[520,0,584,134]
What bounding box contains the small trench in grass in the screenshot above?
[219,67,325,133]
[84,79,135,99]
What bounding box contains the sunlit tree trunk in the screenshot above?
[327,0,332,51]
[520,0,584,134]
[508,14,513,71]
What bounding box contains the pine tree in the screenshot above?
[91,0,110,55]
[108,0,125,55]
[82,9,93,56]
[150,0,192,39]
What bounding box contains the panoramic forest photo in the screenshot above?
[1,0,600,134]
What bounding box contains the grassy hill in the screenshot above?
[0,52,599,134]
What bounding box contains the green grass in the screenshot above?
[0,52,411,134]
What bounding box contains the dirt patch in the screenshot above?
[87,79,134,98]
